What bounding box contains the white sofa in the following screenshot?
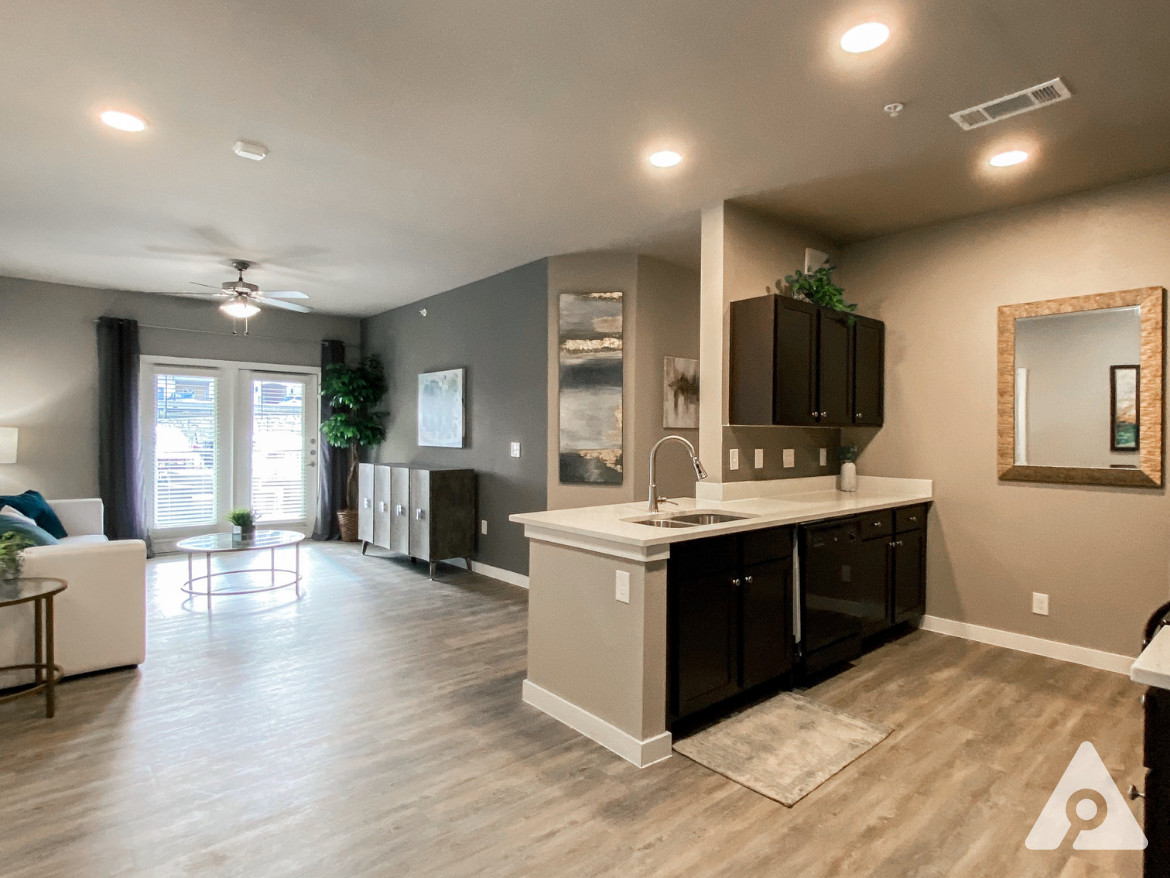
[1,498,146,687]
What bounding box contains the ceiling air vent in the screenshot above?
[949,77,1072,131]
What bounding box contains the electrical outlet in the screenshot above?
[615,570,630,604]
[729,448,740,470]
[819,448,828,467]
[1032,592,1049,616]
[754,448,764,468]
[510,441,521,458]
[480,519,488,535]
[783,448,795,468]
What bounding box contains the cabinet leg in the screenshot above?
[429,561,437,580]
[361,541,369,555]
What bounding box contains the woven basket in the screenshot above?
[337,509,360,542]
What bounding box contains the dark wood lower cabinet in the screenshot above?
[668,527,793,723]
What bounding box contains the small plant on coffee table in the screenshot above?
[227,508,256,539]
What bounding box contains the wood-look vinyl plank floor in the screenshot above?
[0,543,1146,877]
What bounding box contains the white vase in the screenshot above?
[839,460,858,492]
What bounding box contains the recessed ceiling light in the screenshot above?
[99,110,148,133]
[220,297,260,319]
[840,22,890,54]
[649,150,682,168]
[989,149,1029,167]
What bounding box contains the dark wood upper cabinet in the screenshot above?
[730,296,884,428]
[852,315,885,427]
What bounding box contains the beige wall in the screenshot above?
[0,276,361,499]
[699,201,837,484]
[840,172,1170,657]
[546,253,700,509]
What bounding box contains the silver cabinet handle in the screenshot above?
[396,505,405,516]
[379,502,387,513]
[415,508,425,521]
[856,412,863,418]
[744,575,753,584]
[731,578,741,588]
[363,498,371,509]
[810,411,818,418]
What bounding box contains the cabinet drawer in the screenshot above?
[895,505,927,533]
[741,526,793,566]
[860,510,893,540]
[669,535,738,581]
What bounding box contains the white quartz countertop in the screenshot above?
[510,476,933,551]
[1131,626,1170,689]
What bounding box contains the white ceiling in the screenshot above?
[2,1,1169,316]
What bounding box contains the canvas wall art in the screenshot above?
[1110,364,1139,452]
[559,291,623,484]
[418,368,465,448]
[663,356,699,429]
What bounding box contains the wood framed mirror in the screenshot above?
[997,286,1165,487]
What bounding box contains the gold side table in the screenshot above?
[0,577,67,718]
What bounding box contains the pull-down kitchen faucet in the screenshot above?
[648,435,708,512]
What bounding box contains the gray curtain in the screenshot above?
[96,317,148,548]
[312,339,347,540]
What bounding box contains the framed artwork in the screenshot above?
[418,368,465,448]
[1110,364,1139,452]
[663,356,699,429]
[558,291,623,484]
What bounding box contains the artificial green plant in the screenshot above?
[320,355,388,510]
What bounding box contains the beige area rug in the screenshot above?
[672,693,891,806]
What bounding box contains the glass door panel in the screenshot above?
[151,373,219,529]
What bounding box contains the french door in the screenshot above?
[141,357,319,549]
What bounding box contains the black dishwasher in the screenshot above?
[798,520,865,675]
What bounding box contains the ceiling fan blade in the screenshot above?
[189,281,223,290]
[258,297,312,313]
[172,291,226,299]
[261,290,309,299]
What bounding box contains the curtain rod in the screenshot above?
[92,318,333,345]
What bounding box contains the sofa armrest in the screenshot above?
[48,498,105,537]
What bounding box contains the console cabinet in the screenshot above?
[729,295,884,428]
[356,463,476,578]
[667,526,794,723]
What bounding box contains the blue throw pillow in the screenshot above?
[0,490,67,539]
[0,514,60,546]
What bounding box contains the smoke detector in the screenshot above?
[233,139,269,161]
[949,78,1072,131]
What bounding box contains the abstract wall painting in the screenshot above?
[559,291,623,484]
[663,356,699,429]
[1110,364,1139,452]
[418,368,465,448]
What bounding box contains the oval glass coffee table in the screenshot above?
[0,577,67,717]
[176,530,304,607]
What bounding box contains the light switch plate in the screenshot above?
[819,448,828,467]
[510,441,521,458]
[1032,592,1049,616]
[754,448,764,468]
[615,571,631,604]
[729,448,740,470]
[783,448,795,468]
[481,519,488,535]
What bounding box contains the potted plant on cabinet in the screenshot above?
[227,508,256,541]
[771,265,858,317]
[320,355,388,542]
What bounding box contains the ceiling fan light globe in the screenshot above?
[220,298,260,319]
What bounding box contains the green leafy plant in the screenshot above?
[838,444,859,463]
[778,266,857,316]
[321,356,388,509]
[0,531,33,580]
[227,508,255,529]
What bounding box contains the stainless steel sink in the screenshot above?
[669,512,754,525]
[625,510,756,528]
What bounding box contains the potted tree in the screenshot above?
[320,356,387,541]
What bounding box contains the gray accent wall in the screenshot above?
[361,259,549,576]
[0,276,361,500]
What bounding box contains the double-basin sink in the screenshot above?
[624,510,756,529]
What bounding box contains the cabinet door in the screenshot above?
[892,529,925,622]
[729,296,778,426]
[816,310,853,426]
[357,463,374,543]
[408,468,431,560]
[389,466,410,554]
[671,571,740,719]
[740,558,793,689]
[855,536,893,637]
[852,318,884,426]
[372,465,393,549]
[774,298,818,426]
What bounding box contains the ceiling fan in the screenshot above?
[181,259,312,319]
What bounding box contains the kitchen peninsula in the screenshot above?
[511,475,933,766]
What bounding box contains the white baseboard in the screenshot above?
[447,558,529,588]
[522,679,672,767]
[919,615,1135,675]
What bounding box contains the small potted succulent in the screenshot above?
[0,531,33,581]
[227,508,256,541]
[838,445,859,493]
